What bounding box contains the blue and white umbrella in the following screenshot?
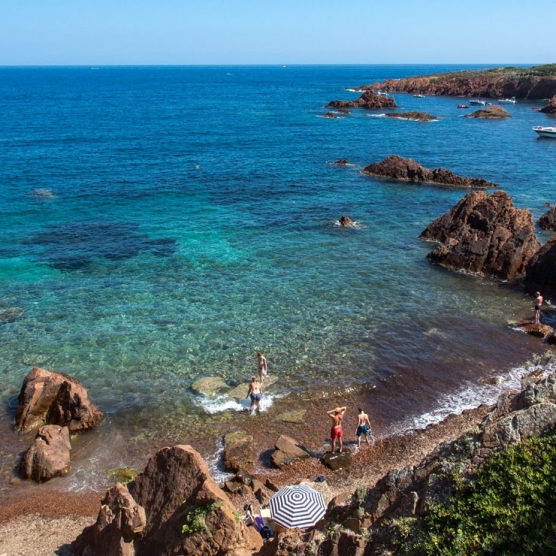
[269,484,326,529]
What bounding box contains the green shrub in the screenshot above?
[182,500,225,535]
[409,428,556,555]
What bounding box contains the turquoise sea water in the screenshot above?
[0,65,555,491]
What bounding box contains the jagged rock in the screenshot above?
[73,445,263,556]
[519,323,554,338]
[271,435,311,469]
[538,206,556,230]
[321,450,352,471]
[336,109,351,114]
[466,105,511,119]
[540,95,556,114]
[275,409,307,423]
[323,112,338,119]
[16,367,104,433]
[0,307,25,323]
[327,89,398,110]
[333,159,350,165]
[338,216,356,227]
[223,431,254,472]
[525,234,556,299]
[191,377,229,396]
[19,425,71,482]
[363,155,497,189]
[420,190,541,280]
[384,111,437,121]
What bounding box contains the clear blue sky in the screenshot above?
[1,0,555,65]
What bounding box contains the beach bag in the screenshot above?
[260,526,274,540]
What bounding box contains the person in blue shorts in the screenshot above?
[355,408,372,448]
[247,376,263,410]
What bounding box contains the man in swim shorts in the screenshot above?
[247,376,263,410]
[327,406,346,453]
[535,291,544,325]
[355,408,372,448]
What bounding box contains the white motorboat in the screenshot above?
[469,99,487,106]
[413,94,425,98]
[498,97,516,104]
[533,126,556,138]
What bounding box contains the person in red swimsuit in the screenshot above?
[327,406,347,453]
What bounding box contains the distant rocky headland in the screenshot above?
[359,64,556,100]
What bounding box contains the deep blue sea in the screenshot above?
[1,65,555,492]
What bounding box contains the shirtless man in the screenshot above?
[247,376,263,410]
[355,408,372,448]
[535,292,544,325]
[327,406,346,453]
[257,352,268,383]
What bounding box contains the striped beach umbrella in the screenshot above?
[269,484,326,529]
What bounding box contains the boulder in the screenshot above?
[223,431,254,472]
[226,375,278,400]
[191,377,229,396]
[271,435,312,469]
[538,206,556,230]
[16,367,104,433]
[339,216,356,227]
[465,105,511,118]
[363,155,497,189]
[525,234,556,298]
[540,95,556,114]
[519,323,554,338]
[420,190,541,280]
[327,89,398,110]
[73,445,263,556]
[19,425,71,482]
[323,112,338,119]
[333,159,350,165]
[321,450,352,471]
[384,111,437,121]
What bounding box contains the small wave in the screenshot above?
[195,393,276,414]
[206,438,235,483]
[333,220,363,228]
[344,88,364,93]
[391,360,555,434]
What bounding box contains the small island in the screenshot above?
[465,105,511,119]
[362,155,498,189]
[327,89,397,110]
[384,111,437,122]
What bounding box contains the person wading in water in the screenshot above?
[535,292,544,325]
[247,377,263,411]
[327,406,347,453]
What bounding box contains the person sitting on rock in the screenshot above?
[327,406,346,453]
[247,377,263,410]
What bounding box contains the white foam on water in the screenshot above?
[368,113,386,118]
[391,359,556,435]
[206,437,235,484]
[195,392,276,414]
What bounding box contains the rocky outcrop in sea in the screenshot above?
[362,155,498,189]
[326,89,397,110]
[384,111,437,121]
[420,190,541,280]
[465,105,511,119]
[538,206,556,230]
[540,95,556,114]
[525,234,556,299]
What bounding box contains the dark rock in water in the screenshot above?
[20,425,71,482]
[339,216,356,227]
[223,431,254,472]
[538,206,556,230]
[333,159,350,165]
[0,307,24,323]
[363,155,498,189]
[384,111,437,121]
[540,95,556,114]
[420,190,540,280]
[271,434,312,469]
[321,450,352,471]
[191,376,229,396]
[16,367,104,433]
[465,105,511,119]
[25,220,176,271]
[323,112,338,119]
[72,445,263,556]
[327,89,398,110]
[336,108,351,114]
[519,322,554,338]
[525,234,556,299]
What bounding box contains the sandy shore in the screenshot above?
[0,402,492,556]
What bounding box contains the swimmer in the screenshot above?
[327,406,346,453]
[247,376,263,410]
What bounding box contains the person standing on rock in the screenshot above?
[355,408,372,448]
[327,406,346,453]
[535,292,544,324]
[247,377,263,411]
[256,352,268,383]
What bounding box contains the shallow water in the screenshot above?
[0,65,554,493]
